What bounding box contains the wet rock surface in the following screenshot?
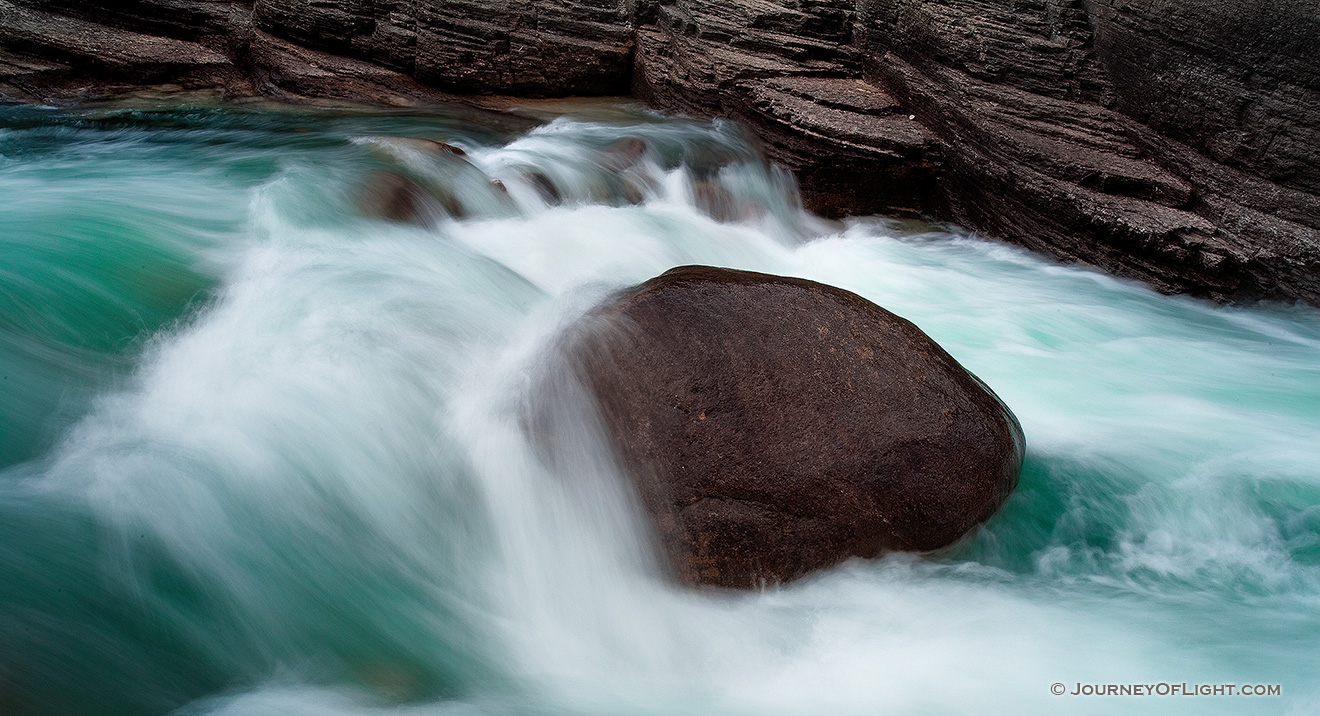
[563,266,1024,588]
[253,0,634,95]
[855,0,1320,303]
[3,0,1317,303]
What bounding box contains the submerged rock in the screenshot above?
[357,170,441,225]
[690,179,738,223]
[358,136,517,223]
[594,136,653,206]
[522,170,562,206]
[562,265,1024,588]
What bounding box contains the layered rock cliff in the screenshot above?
[2,0,1317,303]
[855,0,1320,302]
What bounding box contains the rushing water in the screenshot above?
[0,102,1317,716]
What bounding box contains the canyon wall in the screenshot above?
[3,0,1316,303]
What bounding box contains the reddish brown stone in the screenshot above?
[563,266,1023,589]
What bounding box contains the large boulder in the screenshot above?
[561,266,1023,588]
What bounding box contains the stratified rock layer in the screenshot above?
[254,0,634,95]
[2,0,1317,304]
[854,0,1320,303]
[566,266,1024,588]
[632,0,943,219]
[632,0,1320,302]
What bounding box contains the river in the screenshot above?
[1,102,1317,715]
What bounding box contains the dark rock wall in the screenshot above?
[0,0,246,90]
[859,0,1114,104]
[10,0,248,40]
[2,0,1317,302]
[633,0,942,218]
[1089,0,1320,195]
[855,0,1320,302]
[252,0,634,94]
[411,0,633,94]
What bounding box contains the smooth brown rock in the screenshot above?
[562,266,1024,588]
[358,169,436,225]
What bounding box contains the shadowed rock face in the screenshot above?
[631,0,945,220]
[854,0,1320,304]
[254,0,635,95]
[634,0,1320,303]
[2,0,1317,304]
[563,266,1024,588]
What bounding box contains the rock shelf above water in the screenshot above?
[3,0,1317,305]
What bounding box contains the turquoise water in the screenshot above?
[1,103,1317,716]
